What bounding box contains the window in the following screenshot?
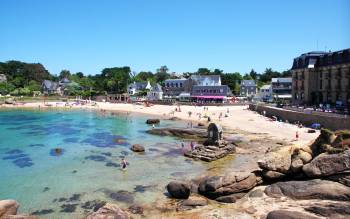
[166,83,169,87]
[320,80,323,90]
[220,89,223,93]
[180,83,183,88]
[175,83,178,88]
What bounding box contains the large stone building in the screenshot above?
[291,49,350,108]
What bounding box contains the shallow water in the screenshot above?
[0,109,209,218]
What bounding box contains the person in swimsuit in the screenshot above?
[120,158,127,170]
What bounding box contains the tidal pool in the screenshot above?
[0,109,209,218]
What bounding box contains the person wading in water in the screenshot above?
[120,158,127,170]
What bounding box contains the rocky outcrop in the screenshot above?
[166,181,191,199]
[177,196,208,211]
[198,172,257,199]
[0,200,18,217]
[257,147,292,174]
[146,128,207,139]
[145,119,160,124]
[130,144,145,153]
[266,210,320,219]
[308,129,350,156]
[0,200,38,219]
[265,179,350,201]
[215,192,246,203]
[305,203,350,219]
[262,170,286,181]
[86,203,130,219]
[302,150,350,177]
[327,172,350,187]
[184,142,236,162]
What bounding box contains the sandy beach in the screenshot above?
[1,101,319,146]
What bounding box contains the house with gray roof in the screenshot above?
[127,81,152,95]
[240,80,257,97]
[147,83,163,101]
[42,80,59,95]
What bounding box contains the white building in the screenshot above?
[0,74,7,83]
[147,83,163,101]
[127,81,152,95]
[258,84,272,101]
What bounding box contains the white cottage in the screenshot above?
[127,81,152,95]
[147,83,163,101]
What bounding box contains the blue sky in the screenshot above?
[0,0,349,75]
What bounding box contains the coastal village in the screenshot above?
[0,1,350,219]
[0,48,349,218]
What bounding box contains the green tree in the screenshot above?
[249,69,259,80]
[221,72,242,95]
[213,69,223,75]
[243,73,253,80]
[135,71,154,82]
[197,68,211,75]
[27,80,41,92]
[157,65,169,74]
[59,70,71,79]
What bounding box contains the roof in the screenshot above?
[291,48,350,70]
[164,78,187,83]
[151,83,162,92]
[260,85,271,89]
[129,82,148,90]
[42,80,59,91]
[60,78,71,84]
[241,80,256,86]
[271,78,292,83]
[190,75,221,85]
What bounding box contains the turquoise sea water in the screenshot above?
[0,109,208,218]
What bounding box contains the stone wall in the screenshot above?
[249,104,350,131]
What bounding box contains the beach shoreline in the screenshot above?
[1,101,319,146]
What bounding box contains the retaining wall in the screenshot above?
[249,104,350,131]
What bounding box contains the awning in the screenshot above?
[179,92,191,97]
[275,94,292,99]
[192,96,225,99]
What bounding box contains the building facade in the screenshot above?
[291,49,350,107]
[127,81,151,95]
[240,80,257,97]
[258,84,272,101]
[0,74,7,83]
[147,83,163,101]
[163,78,191,98]
[271,77,292,101]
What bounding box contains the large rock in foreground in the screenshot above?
[265,179,350,201]
[0,200,18,217]
[86,203,130,219]
[166,181,191,199]
[302,150,350,177]
[257,148,291,174]
[266,210,320,219]
[198,172,257,199]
